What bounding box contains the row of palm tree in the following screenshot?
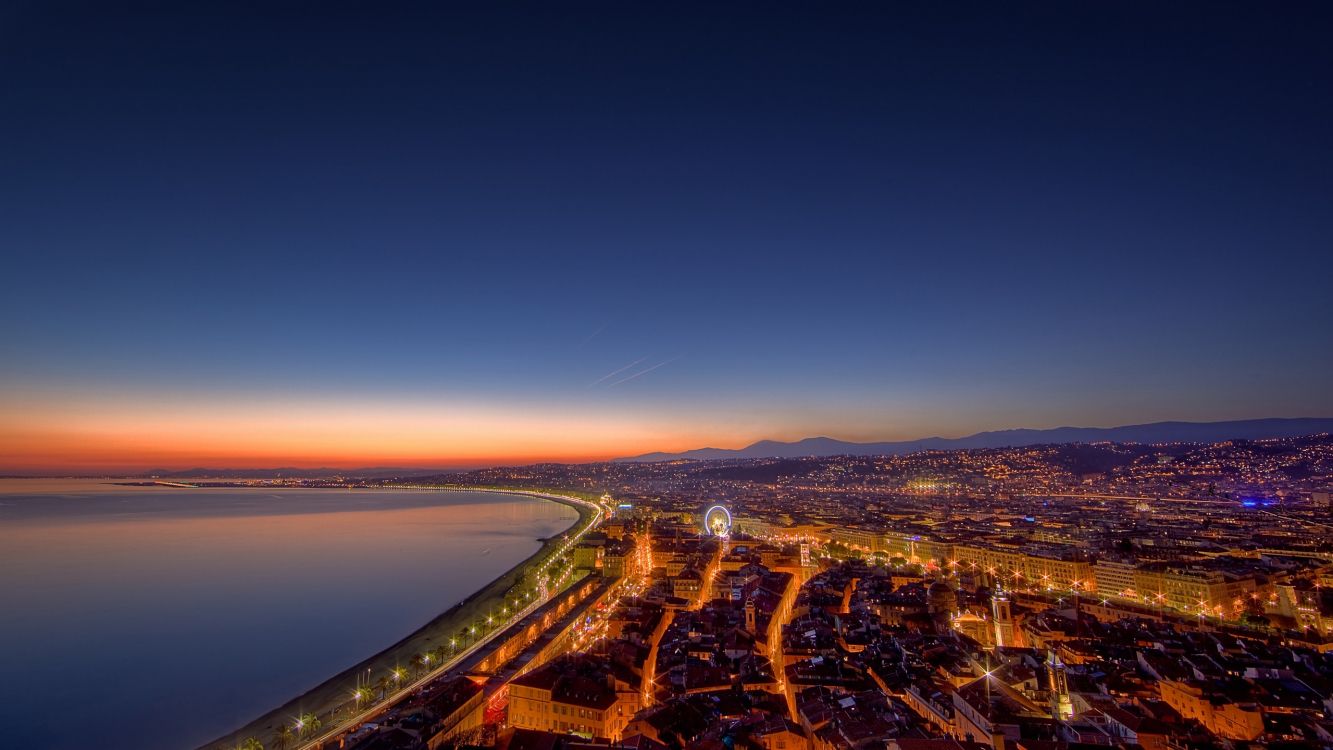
[266,711,321,750]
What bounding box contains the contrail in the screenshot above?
[590,357,646,386]
[578,323,607,349]
[608,357,677,387]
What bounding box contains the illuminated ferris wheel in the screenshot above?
[703,505,732,537]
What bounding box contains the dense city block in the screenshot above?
[220,433,1333,750]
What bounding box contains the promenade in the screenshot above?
[205,489,606,750]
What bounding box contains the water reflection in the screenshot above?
[0,480,576,750]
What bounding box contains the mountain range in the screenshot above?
[616,417,1333,462]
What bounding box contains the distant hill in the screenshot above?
[616,418,1333,462]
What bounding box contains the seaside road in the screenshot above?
[293,491,604,750]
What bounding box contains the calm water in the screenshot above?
[0,480,577,750]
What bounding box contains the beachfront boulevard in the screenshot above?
[208,489,609,750]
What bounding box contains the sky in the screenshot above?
[1,2,1331,472]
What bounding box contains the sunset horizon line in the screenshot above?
[6,413,1329,475]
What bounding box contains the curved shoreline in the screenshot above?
[201,486,598,750]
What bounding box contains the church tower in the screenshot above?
[993,593,1015,648]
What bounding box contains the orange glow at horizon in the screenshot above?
[0,390,751,472]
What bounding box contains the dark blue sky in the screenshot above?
[2,2,1331,466]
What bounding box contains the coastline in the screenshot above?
[201,486,597,750]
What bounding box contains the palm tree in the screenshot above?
[296,713,321,740]
[273,725,292,750]
[239,738,264,750]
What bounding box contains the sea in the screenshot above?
[0,479,578,750]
